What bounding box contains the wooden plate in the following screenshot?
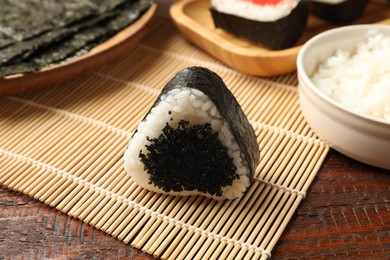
[170,0,390,76]
[0,3,157,96]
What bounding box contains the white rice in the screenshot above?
[211,0,300,22]
[123,86,250,200]
[310,30,390,122]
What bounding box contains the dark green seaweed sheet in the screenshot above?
[0,0,98,45]
[0,0,154,77]
[0,11,116,71]
[0,12,115,67]
[0,0,131,43]
[139,67,260,186]
[0,32,15,49]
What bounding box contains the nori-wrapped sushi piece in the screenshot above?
[123,67,259,200]
[310,0,369,23]
[210,0,309,50]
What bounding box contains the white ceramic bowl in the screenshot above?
[297,24,390,170]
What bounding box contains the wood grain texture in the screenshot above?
[1,150,388,259]
[0,12,389,260]
[272,150,390,259]
[0,187,154,260]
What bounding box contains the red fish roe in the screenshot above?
[250,0,282,5]
[139,120,238,196]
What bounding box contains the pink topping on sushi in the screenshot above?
[212,0,300,22]
[250,0,282,5]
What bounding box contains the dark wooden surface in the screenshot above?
[1,150,389,259]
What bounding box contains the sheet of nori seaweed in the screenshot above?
[0,12,115,67]
[0,0,98,45]
[0,0,154,77]
[0,32,14,50]
[0,0,151,75]
[138,66,260,183]
[210,0,309,50]
[0,0,131,40]
[0,0,105,66]
[310,0,369,23]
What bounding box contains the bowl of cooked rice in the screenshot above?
[297,24,390,170]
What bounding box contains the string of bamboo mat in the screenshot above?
[0,17,329,259]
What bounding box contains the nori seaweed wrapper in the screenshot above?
[210,0,309,50]
[0,13,114,66]
[137,66,260,183]
[0,0,98,44]
[0,0,155,78]
[310,0,369,24]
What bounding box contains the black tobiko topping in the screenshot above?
[139,120,238,196]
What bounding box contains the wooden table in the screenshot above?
[1,4,389,258]
[1,149,388,259]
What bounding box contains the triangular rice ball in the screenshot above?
[124,67,259,199]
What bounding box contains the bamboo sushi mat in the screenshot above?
[0,16,329,260]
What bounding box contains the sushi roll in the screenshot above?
[310,0,369,23]
[210,0,309,50]
[123,67,259,200]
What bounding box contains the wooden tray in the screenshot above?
[0,3,157,97]
[170,0,390,76]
